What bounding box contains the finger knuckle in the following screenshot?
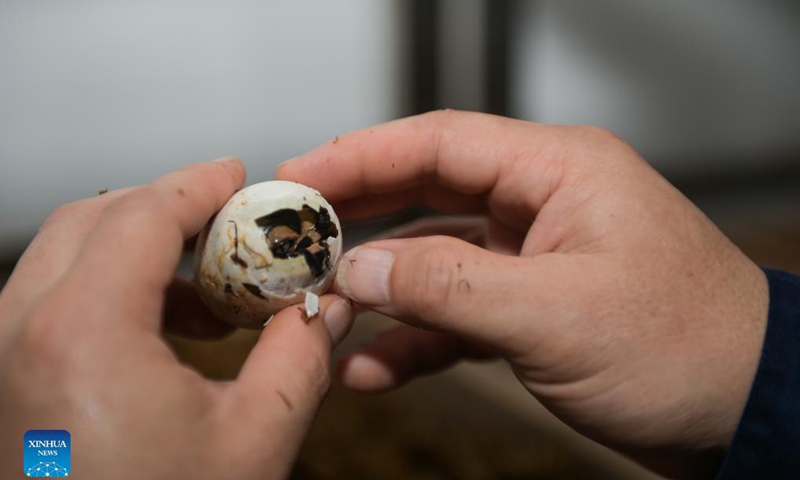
[16,308,74,375]
[177,162,214,186]
[103,187,175,232]
[577,125,623,144]
[296,347,332,399]
[417,110,458,177]
[106,187,159,215]
[43,201,85,227]
[424,108,466,145]
[425,107,459,126]
[574,125,632,158]
[408,238,466,323]
[186,160,239,192]
[568,125,640,170]
[172,162,238,212]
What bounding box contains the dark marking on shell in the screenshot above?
[242,283,265,299]
[230,252,248,268]
[227,220,247,267]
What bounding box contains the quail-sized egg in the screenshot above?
[194,180,342,329]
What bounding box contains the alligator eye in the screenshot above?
[264,225,300,257]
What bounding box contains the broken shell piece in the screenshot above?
[194,181,342,329]
[304,292,320,318]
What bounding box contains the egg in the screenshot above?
[194,180,342,329]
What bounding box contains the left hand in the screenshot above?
[0,158,355,479]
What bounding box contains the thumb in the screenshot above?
[335,235,547,354]
[220,294,355,458]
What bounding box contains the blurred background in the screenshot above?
[1,1,799,478]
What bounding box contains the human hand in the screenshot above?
[0,159,355,479]
[276,111,769,478]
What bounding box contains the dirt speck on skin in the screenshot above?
[98,188,109,195]
[333,136,339,145]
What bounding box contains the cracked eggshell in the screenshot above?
[194,180,342,329]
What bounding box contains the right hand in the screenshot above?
[277,110,769,478]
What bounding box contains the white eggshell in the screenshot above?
[304,292,320,318]
[194,180,342,328]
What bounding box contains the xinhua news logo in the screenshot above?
[24,430,70,477]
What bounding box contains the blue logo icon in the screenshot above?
[24,430,70,477]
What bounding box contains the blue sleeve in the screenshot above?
[716,269,800,479]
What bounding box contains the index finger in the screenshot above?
[276,110,563,216]
[60,158,245,326]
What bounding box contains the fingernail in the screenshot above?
[336,247,393,306]
[213,156,239,164]
[324,299,354,346]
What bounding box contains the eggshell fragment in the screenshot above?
[304,292,320,318]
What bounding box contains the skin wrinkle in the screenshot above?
[485,217,524,255]
[276,390,293,411]
[427,110,449,185]
[534,186,605,255]
[506,141,558,212]
[410,245,461,324]
[431,110,499,195]
[497,154,539,219]
[487,145,562,236]
[486,201,530,237]
[533,354,695,441]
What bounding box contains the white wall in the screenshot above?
[0,0,400,254]
[512,0,800,172]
